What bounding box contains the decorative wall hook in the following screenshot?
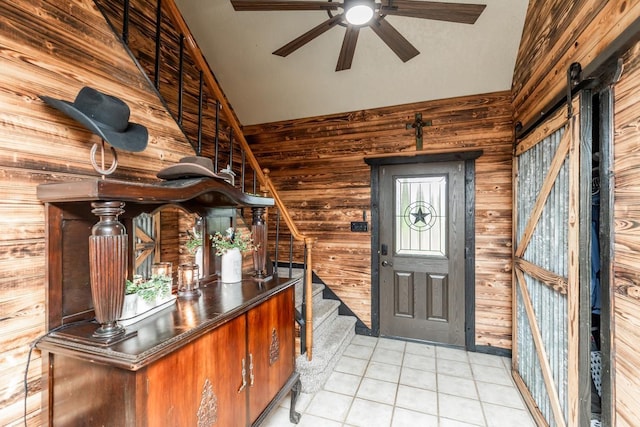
[90,139,119,177]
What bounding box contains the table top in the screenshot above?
[37,275,299,370]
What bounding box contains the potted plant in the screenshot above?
[136,274,172,312]
[211,227,256,283]
[121,275,143,318]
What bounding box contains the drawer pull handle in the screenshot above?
[249,353,255,387]
[237,358,247,393]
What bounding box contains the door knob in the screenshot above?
[381,260,393,267]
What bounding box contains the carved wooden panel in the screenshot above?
[197,379,218,427]
[269,328,280,366]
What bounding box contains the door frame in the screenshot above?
[578,77,616,427]
[594,84,613,427]
[365,150,482,350]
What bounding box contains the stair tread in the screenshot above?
[296,315,356,393]
[295,282,325,308]
[296,315,356,372]
[307,298,339,326]
[276,268,324,284]
[313,315,356,349]
[291,273,358,393]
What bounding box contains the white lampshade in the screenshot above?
[345,2,375,26]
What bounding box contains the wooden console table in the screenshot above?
[36,177,300,426]
[38,278,301,426]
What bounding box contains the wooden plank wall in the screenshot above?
[0,0,194,424]
[611,41,640,427]
[93,0,241,174]
[513,0,640,424]
[512,0,640,127]
[244,92,514,349]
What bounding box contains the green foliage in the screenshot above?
[211,227,257,256]
[126,274,172,302]
[185,229,202,254]
[125,275,144,295]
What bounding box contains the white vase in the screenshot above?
[195,246,203,278]
[220,247,242,283]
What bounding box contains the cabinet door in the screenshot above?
[144,314,247,426]
[247,287,295,423]
[50,354,137,426]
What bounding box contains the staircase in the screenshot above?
[95,0,325,361]
[287,270,357,393]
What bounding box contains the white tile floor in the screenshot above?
[264,335,536,427]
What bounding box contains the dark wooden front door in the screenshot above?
[379,161,465,345]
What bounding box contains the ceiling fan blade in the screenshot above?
[379,0,486,24]
[273,14,343,57]
[370,18,419,62]
[231,0,340,11]
[336,25,360,71]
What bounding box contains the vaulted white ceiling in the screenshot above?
[175,0,529,125]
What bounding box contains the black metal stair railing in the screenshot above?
[94,0,316,359]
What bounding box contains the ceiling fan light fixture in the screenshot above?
[344,0,375,26]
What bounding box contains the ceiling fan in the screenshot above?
[230,0,486,71]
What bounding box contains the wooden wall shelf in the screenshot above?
[37,177,274,209]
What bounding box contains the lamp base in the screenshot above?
[92,322,125,339]
[54,322,136,347]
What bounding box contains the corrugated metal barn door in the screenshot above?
[134,212,161,277]
[513,99,581,427]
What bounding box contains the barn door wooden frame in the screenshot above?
[134,211,161,270]
[513,95,582,427]
[513,25,640,426]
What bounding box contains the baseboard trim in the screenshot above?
[473,345,512,358]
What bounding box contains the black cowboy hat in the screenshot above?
[156,156,224,180]
[39,86,148,152]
